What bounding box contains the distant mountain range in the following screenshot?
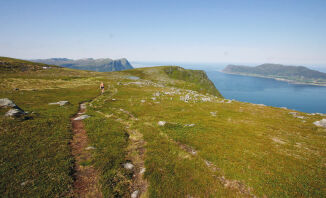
[222,63,326,86]
[31,58,133,72]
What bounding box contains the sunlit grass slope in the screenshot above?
[1,57,325,197]
[0,57,106,197]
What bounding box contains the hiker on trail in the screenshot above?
[100,82,104,94]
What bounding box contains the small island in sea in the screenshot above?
[222,63,326,86]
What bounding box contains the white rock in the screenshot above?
[85,146,95,150]
[123,162,134,170]
[74,115,90,120]
[201,97,211,102]
[80,103,86,110]
[313,119,326,128]
[131,190,139,198]
[5,108,25,117]
[140,167,146,174]
[0,98,16,108]
[141,100,146,103]
[153,92,160,97]
[210,112,217,116]
[158,121,166,126]
[184,124,195,127]
[49,101,69,106]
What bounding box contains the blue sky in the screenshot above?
[0,0,325,66]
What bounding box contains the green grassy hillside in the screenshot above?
[0,57,325,197]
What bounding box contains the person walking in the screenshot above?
[100,82,104,94]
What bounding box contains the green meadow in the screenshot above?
[0,57,325,197]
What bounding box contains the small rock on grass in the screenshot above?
[74,115,90,120]
[131,190,139,198]
[85,146,96,150]
[48,101,70,106]
[158,121,166,126]
[210,112,217,116]
[123,162,134,170]
[140,167,146,174]
[184,124,195,127]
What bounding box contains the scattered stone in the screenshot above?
[85,146,96,150]
[112,98,116,101]
[272,137,286,144]
[140,167,146,174]
[184,124,195,127]
[280,107,288,110]
[256,104,265,106]
[309,113,325,116]
[0,98,17,108]
[210,112,217,116]
[140,99,146,103]
[20,180,30,186]
[5,108,25,117]
[131,190,139,198]
[158,121,166,126]
[313,119,326,128]
[151,97,156,101]
[180,94,191,102]
[74,115,90,120]
[123,162,134,170]
[289,112,305,119]
[201,97,211,102]
[48,101,70,106]
[153,92,160,97]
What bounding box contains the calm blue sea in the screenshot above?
[132,61,326,113]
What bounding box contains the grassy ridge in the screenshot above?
[91,68,325,197]
[1,57,325,197]
[164,66,223,97]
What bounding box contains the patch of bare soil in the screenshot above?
[70,103,102,198]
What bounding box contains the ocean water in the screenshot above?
[132,61,326,113]
[206,71,326,113]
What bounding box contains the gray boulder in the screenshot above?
[5,108,25,117]
[0,98,17,108]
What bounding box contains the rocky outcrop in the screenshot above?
[0,98,26,118]
[0,98,17,108]
[313,119,326,128]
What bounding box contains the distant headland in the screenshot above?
[222,63,326,86]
